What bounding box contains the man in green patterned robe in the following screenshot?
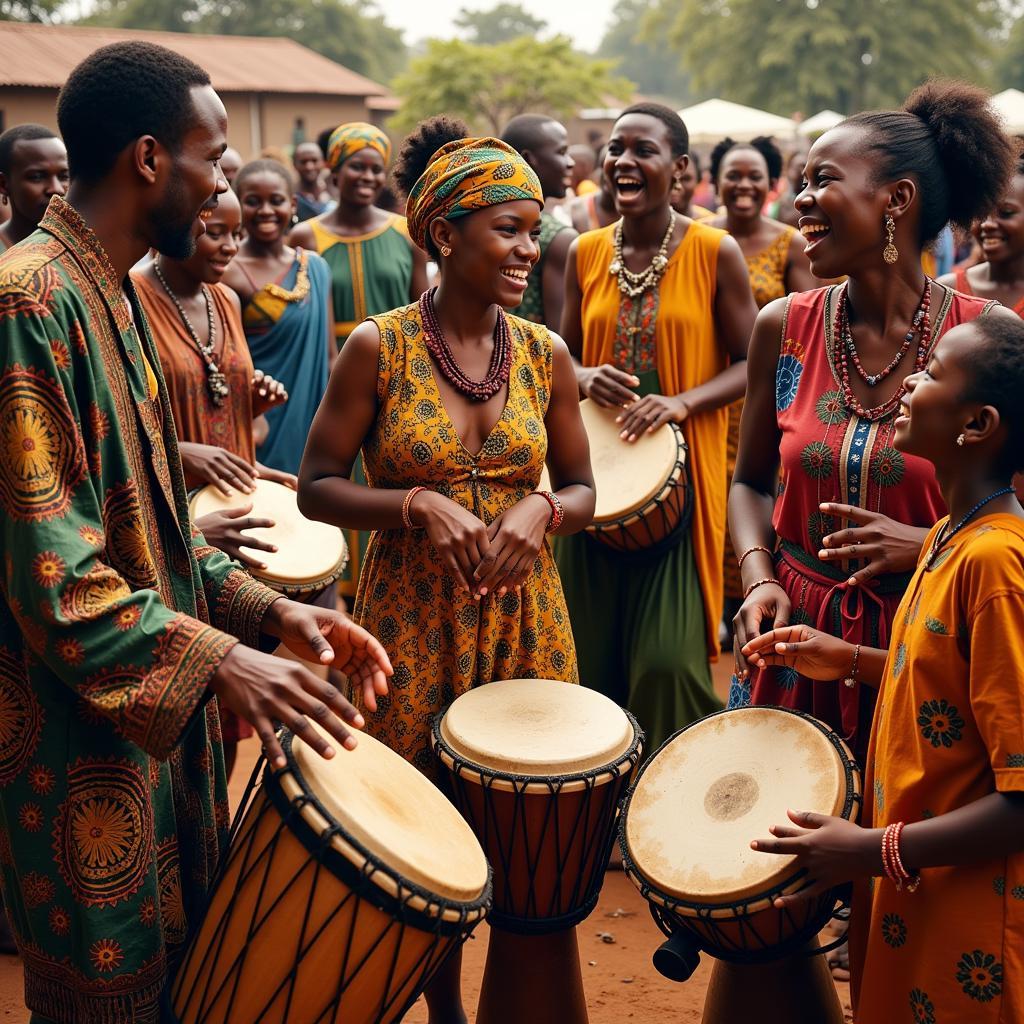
[0,42,391,1023]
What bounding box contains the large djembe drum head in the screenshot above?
[190,479,347,596]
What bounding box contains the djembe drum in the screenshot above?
[190,478,348,599]
[620,707,861,1024]
[172,725,491,1024]
[570,397,690,552]
[433,679,642,1024]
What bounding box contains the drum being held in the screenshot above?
[433,679,642,1024]
[190,478,348,599]
[620,707,860,1024]
[172,725,491,1024]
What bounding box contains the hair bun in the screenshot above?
[393,116,470,197]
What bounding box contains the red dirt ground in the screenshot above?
[0,660,852,1022]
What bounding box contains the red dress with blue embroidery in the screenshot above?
[742,284,995,758]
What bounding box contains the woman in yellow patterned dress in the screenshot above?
[299,116,595,1020]
[708,136,817,621]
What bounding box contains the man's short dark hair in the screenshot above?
[0,124,59,175]
[501,114,559,155]
[57,41,211,185]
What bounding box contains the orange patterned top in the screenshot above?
[352,302,579,775]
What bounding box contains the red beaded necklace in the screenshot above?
[419,288,512,403]
[834,280,933,422]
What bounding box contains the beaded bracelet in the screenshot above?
[743,577,782,600]
[881,821,921,893]
[533,490,565,534]
[737,544,773,570]
[401,486,426,529]
[844,644,861,689]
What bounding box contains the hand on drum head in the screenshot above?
[210,640,373,768]
[252,370,289,418]
[407,490,490,596]
[580,364,640,408]
[732,583,791,679]
[472,495,550,597]
[254,463,298,490]
[180,441,258,497]
[263,597,393,711]
[615,393,689,442]
[817,503,929,588]
[750,810,880,908]
[195,505,277,570]
[741,626,855,682]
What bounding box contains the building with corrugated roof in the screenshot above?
[0,22,396,158]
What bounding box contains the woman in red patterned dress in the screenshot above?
[729,81,1016,762]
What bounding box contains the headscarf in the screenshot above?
[326,122,392,172]
[406,137,543,252]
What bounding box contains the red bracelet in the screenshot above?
[401,486,426,529]
[881,821,920,893]
[743,577,782,600]
[533,490,564,533]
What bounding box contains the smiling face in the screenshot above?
[794,124,892,279]
[894,324,980,463]
[973,172,1024,266]
[524,121,574,199]
[293,142,324,190]
[0,136,69,228]
[148,84,228,260]
[237,168,295,245]
[335,146,386,208]
[179,186,241,285]
[604,113,685,218]
[718,146,773,221]
[435,199,542,307]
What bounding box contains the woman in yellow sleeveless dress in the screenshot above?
[708,137,817,609]
[559,104,758,754]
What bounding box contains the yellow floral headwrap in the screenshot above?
[406,137,543,252]
[327,122,392,172]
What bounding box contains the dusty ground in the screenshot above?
[0,659,852,1022]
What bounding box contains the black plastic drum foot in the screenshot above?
[652,929,702,982]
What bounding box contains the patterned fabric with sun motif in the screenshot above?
[0,197,281,1024]
[353,302,578,777]
[744,284,995,759]
[849,515,1024,1023]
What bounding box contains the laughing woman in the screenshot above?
[728,81,1016,763]
[559,103,758,754]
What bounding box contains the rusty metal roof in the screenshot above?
[0,22,390,97]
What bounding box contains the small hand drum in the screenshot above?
[190,479,348,598]
[620,707,861,979]
[172,726,491,1024]
[433,678,642,933]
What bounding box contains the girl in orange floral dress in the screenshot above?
[742,314,1024,1024]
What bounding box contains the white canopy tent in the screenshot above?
[676,98,798,145]
[991,89,1024,135]
[798,109,845,137]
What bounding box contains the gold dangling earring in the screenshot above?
[883,214,898,264]
[956,433,966,447]
[439,244,452,258]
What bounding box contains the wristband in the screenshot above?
[844,644,861,689]
[401,486,426,529]
[737,545,773,570]
[743,577,782,600]
[881,821,921,893]
[533,490,565,534]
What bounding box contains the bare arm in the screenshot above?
[288,221,317,250]
[409,240,429,301]
[541,227,577,334]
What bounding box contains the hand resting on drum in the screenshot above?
[578,363,639,408]
[211,598,393,768]
[195,504,277,570]
[817,502,929,588]
[616,393,689,442]
[180,441,258,497]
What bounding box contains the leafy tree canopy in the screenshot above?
[453,2,545,44]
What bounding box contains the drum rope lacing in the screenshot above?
[433,711,643,935]
[172,734,492,1024]
[617,707,862,966]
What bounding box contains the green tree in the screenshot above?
[0,0,66,21]
[453,2,545,44]
[649,0,999,115]
[392,35,633,135]
[596,0,695,105]
[995,14,1024,90]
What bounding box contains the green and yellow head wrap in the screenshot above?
[327,122,392,172]
[406,137,543,253]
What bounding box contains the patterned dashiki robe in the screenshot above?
[0,196,281,1023]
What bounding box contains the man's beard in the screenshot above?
[151,173,199,260]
